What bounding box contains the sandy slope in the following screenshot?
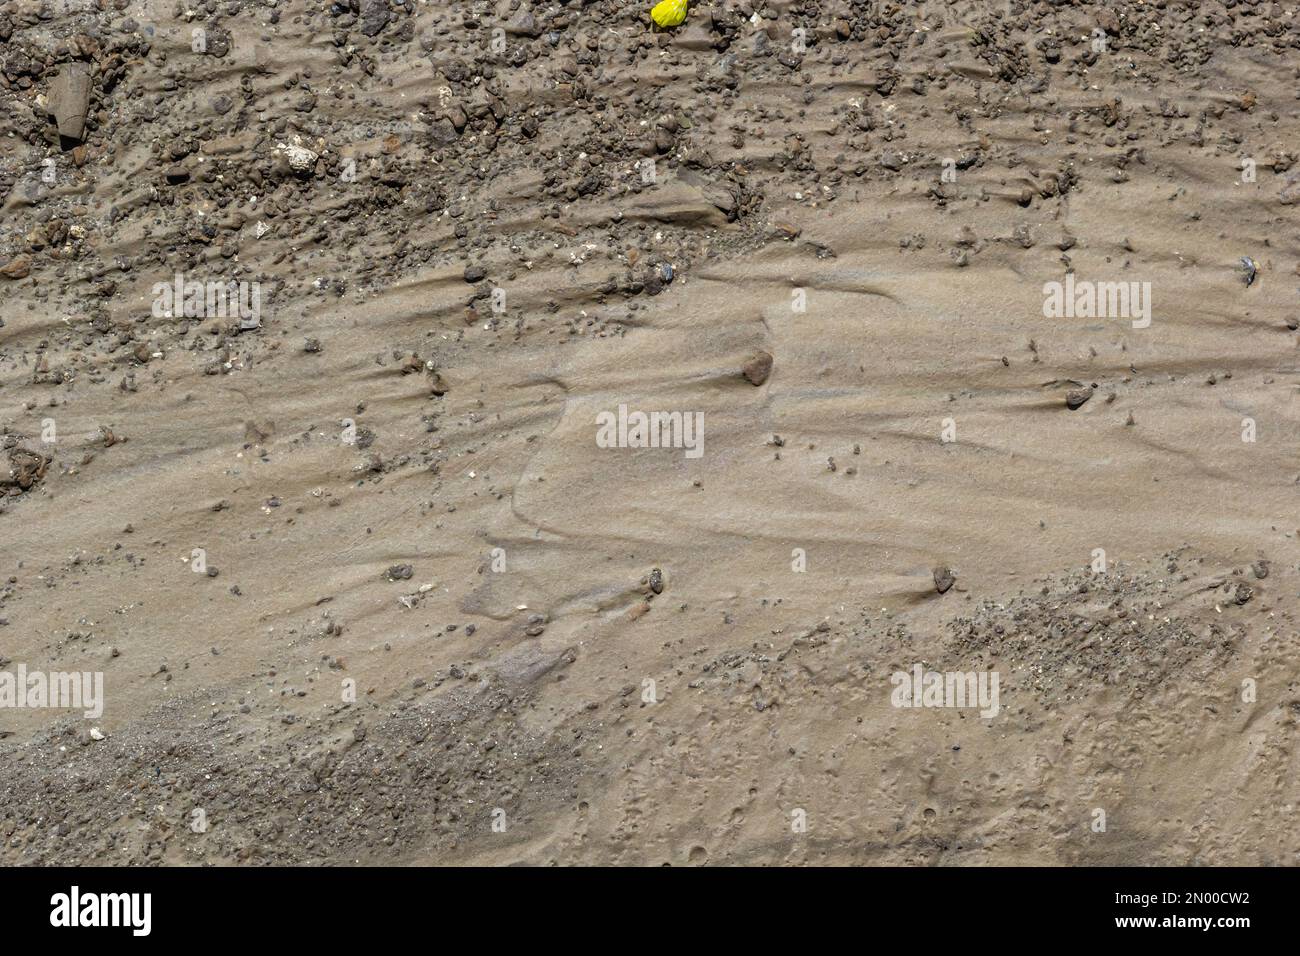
[0,0,1298,864]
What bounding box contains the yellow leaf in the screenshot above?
[650,0,688,29]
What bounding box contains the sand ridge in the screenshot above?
[0,0,1297,864]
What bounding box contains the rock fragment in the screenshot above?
[1,256,32,280]
[275,138,319,175]
[1239,256,1258,287]
[428,119,459,146]
[1066,387,1094,410]
[49,62,92,144]
[742,351,773,386]
[358,0,391,37]
[3,448,50,494]
[933,566,956,594]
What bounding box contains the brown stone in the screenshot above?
[0,256,31,280]
[4,448,50,492]
[743,350,773,386]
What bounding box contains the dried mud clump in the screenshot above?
[2,445,49,496]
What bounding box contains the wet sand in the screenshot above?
[1,0,1298,864]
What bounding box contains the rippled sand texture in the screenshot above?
[1,1,1298,864]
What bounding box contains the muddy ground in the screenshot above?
[1,0,1298,864]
